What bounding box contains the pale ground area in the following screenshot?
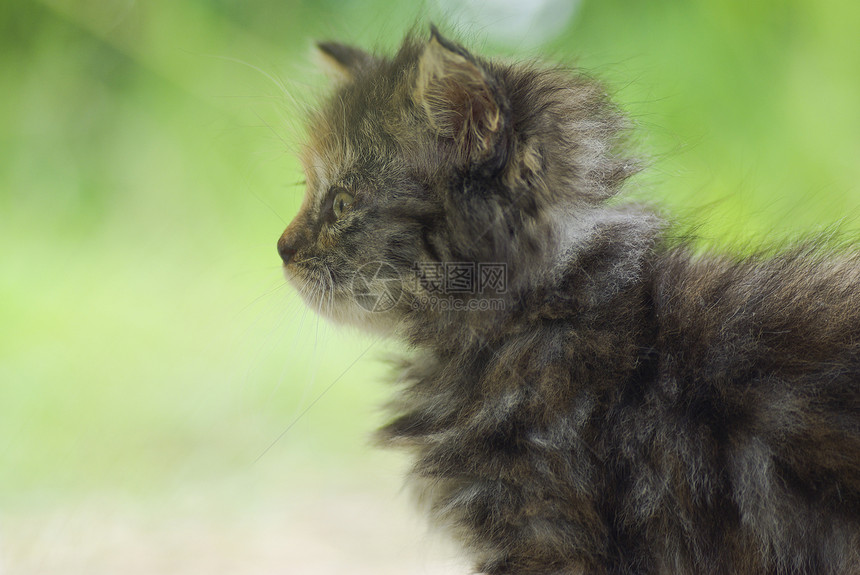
[0,482,468,575]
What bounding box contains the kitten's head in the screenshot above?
[278,27,637,339]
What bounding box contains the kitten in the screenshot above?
[277,27,860,575]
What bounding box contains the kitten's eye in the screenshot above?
[331,188,355,219]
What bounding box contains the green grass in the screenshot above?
[2,0,859,516]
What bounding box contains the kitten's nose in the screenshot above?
[277,235,297,265]
[279,211,311,266]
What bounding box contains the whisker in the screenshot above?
[255,333,385,463]
[207,54,303,110]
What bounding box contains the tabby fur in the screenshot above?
[277,27,860,574]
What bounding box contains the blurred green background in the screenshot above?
[1,0,859,572]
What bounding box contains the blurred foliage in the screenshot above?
[1,0,859,512]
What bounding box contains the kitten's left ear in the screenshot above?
[316,41,374,80]
[414,27,504,164]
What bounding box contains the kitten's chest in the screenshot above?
[387,345,623,569]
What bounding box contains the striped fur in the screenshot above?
[279,28,860,574]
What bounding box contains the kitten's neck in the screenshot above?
[382,204,663,453]
[404,205,664,354]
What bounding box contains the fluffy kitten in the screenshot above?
[277,27,860,574]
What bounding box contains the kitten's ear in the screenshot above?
[316,41,373,80]
[414,27,503,163]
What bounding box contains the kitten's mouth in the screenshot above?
[283,259,407,334]
[283,261,336,312]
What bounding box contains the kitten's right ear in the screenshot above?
[316,42,373,80]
